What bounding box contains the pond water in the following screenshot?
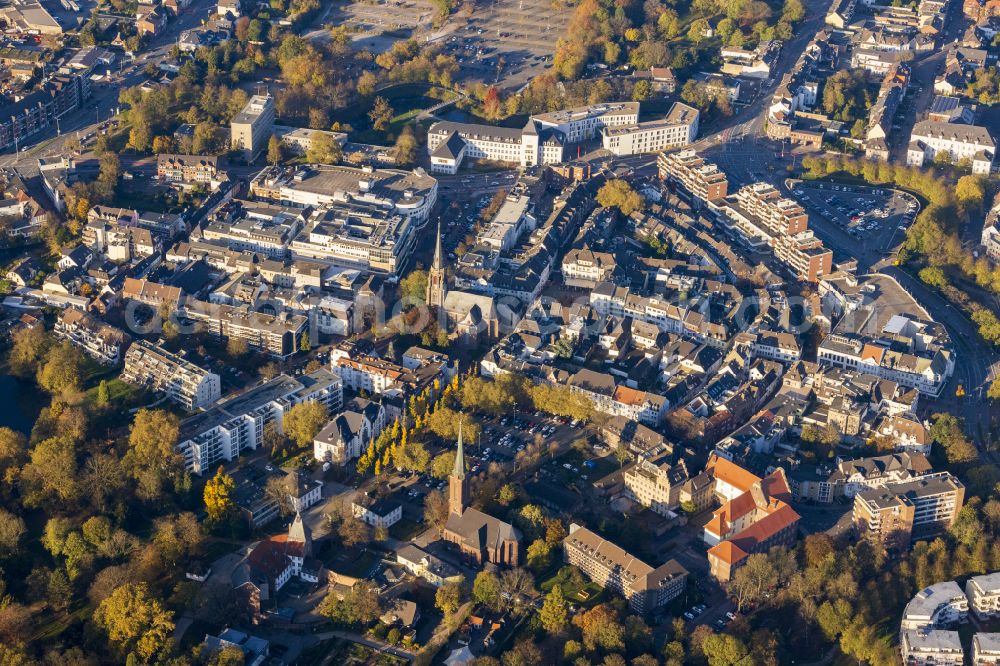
[0,374,45,435]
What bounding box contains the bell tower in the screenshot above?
[427,220,446,309]
[448,421,467,516]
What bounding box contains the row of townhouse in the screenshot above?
[53,308,130,366]
[566,367,670,426]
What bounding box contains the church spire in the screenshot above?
[449,418,467,515]
[432,219,443,272]
[453,420,465,479]
[427,220,446,308]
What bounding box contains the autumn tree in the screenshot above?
[369,96,394,131]
[702,633,753,666]
[729,553,778,611]
[306,131,342,164]
[37,342,83,396]
[126,409,181,501]
[399,269,428,304]
[573,604,625,651]
[596,180,644,216]
[8,325,50,376]
[319,580,382,625]
[204,466,235,524]
[94,583,174,661]
[282,401,329,448]
[267,134,284,166]
[393,124,419,166]
[424,489,450,532]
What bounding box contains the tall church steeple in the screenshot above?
[427,220,446,308]
[448,420,467,515]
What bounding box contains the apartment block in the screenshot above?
[230,94,275,161]
[176,369,342,474]
[156,154,221,186]
[426,119,564,172]
[181,300,307,359]
[657,149,729,205]
[967,573,1000,620]
[853,471,965,550]
[563,524,688,614]
[0,74,89,151]
[900,630,964,666]
[901,581,969,630]
[973,633,1000,666]
[121,339,221,411]
[624,457,689,517]
[735,183,809,237]
[53,308,129,366]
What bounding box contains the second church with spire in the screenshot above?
[441,421,522,566]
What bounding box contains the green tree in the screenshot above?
[319,580,382,625]
[435,579,463,613]
[299,331,311,353]
[539,584,568,633]
[988,377,1000,400]
[94,583,174,661]
[919,266,948,288]
[282,401,329,448]
[399,269,428,304]
[126,409,182,501]
[473,570,502,610]
[702,633,753,666]
[956,174,986,210]
[596,180,644,216]
[687,18,710,43]
[431,451,457,479]
[96,379,110,406]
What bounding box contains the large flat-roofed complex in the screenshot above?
[601,102,700,156]
[563,524,688,614]
[658,149,729,205]
[121,339,222,411]
[230,94,275,161]
[532,102,640,142]
[853,471,965,550]
[291,204,415,274]
[200,204,304,259]
[250,164,437,223]
[176,369,342,474]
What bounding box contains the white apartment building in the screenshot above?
[900,630,964,666]
[901,580,969,630]
[426,102,640,172]
[176,369,343,474]
[121,339,221,410]
[967,572,1000,619]
[426,119,564,172]
[974,634,1000,666]
[478,194,535,252]
[352,498,402,528]
[907,120,995,174]
[533,102,639,143]
[53,308,129,366]
[230,94,275,161]
[601,103,699,156]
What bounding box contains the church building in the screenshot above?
[441,424,521,565]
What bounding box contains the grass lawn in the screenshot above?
[84,376,149,407]
[389,517,424,541]
[540,568,603,605]
[30,604,92,642]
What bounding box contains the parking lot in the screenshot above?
[789,180,920,255]
[441,0,572,85]
[329,0,439,34]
